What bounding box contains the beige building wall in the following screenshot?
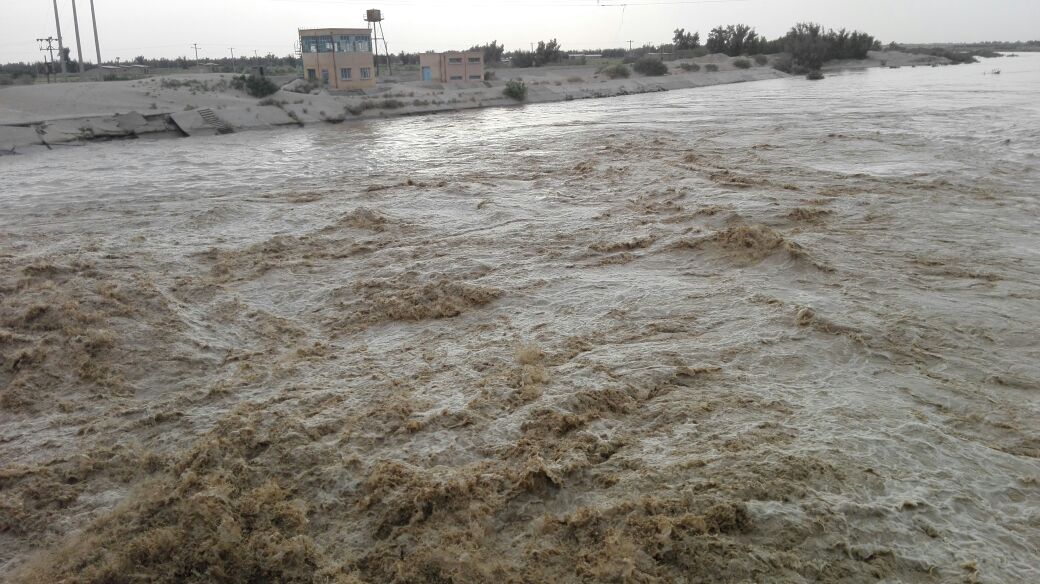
[419,51,484,83]
[300,27,376,90]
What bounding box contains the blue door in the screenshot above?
[422,66,432,81]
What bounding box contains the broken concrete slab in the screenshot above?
[0,125,45,152]
[168,110,222,137]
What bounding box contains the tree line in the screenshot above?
[10,27,1033,80]
[671,23,880,69]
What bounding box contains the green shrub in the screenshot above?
[230,74,278,98]
[633,57,668,76]
[504,79,527,101]
[733,58,752,69]
[806,70,825,80]
[753,54,769,65]
[380,99,405,109]
[600,63,630,79]
[705,64,720,72]
[782,23,877,68]
[678,63,701,72]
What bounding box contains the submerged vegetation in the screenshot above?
[888,44,985,64]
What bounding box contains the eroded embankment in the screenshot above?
[2,122,1038,583]
[0,66,786,153]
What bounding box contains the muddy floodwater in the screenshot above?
[2,55,1039,583]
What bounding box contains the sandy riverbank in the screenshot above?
[0,51,949,153]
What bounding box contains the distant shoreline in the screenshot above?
[0,50,953,155]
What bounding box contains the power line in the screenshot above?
[36,37,58,82]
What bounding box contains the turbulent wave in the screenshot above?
[3,57,1040,582]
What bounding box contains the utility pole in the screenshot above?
[71,0,86,74]
[89,0,102,67]
[191,43,201,64]
[230,47,235,60]
[37,37,58,68]
[628,40,634,52]
[37,37,59,83]
[51,0,67,75]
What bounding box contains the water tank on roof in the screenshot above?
[365,9,382,22]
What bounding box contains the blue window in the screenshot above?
[301,36,333,53]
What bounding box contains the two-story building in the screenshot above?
[299,28,376,90]
[419,51,485,83]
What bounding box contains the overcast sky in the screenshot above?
[2,0,1037,64]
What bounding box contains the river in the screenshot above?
[1,54,1038,582]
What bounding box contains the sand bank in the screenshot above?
[3,55,801,153]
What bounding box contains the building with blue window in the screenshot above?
[299,28,376,90]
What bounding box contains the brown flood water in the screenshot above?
[1,55,1039,582]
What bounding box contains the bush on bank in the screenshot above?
[231,75,278,98]
[600,63,631,79]
[504,79,528,101]
[633,57,668,76]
